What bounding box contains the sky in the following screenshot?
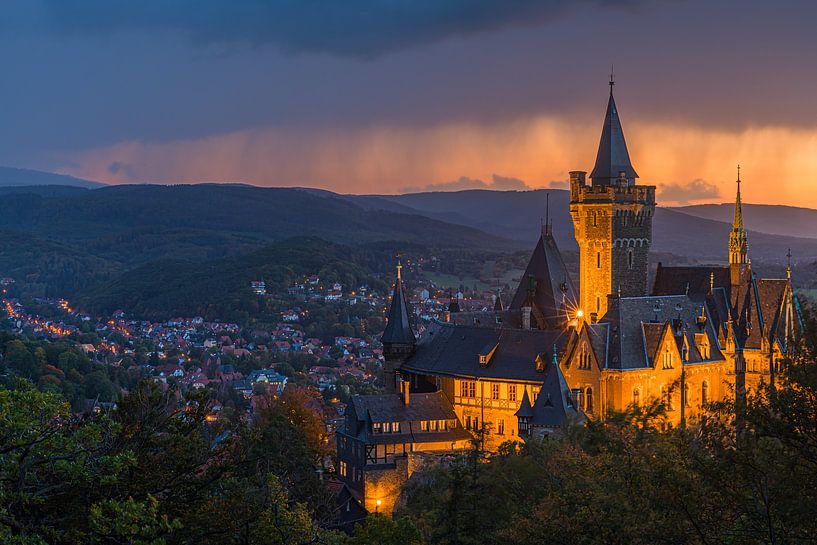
[2,0,817,206]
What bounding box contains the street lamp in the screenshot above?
[375,499,382,513]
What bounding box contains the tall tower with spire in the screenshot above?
[729,166,749,284]
[570,78,656,319]
[381,258,416,393]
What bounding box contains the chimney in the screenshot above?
[521,306,532,330]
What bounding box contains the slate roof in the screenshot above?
[345,391,471,444]
[351,391,454,423]
[590,91,638,185]
[529,354,583,428]
[401,322,570,382]
[381,274,415,345]
[509,229,578,329]
[652,264,730,299]
[601,295,725,369]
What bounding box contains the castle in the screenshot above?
[335,82,801,516]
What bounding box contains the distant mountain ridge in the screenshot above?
[0,166,105,188]
[674,203,817,240]
[358,189,817,264]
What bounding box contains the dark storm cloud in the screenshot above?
[659,179,721,204]
[33,0,642,57]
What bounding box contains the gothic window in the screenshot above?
[596,297,600,312]
[585,387,593,413]
[508,384,517,402]
[593,212,598,226]
[491,383,500,400]
[628,250,634,269]
[597,252,601,268]
[578,344,591,369]
[632,387,641,406]
[682,383,690,407]
[662,346,673,369]
[701,381,709,406]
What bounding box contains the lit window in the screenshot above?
[373,422,382,433]
[430,420,437,431]
[339,461,347,477]
[420,420,428,431]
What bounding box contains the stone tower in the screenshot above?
[381,258,416,393]
[570,82,655,320]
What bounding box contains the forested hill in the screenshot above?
[76,237,402,322]
[0,184,518,261]
[0,184,519,300]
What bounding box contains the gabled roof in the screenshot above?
[601,295,725,369]
[509,229,577,329]
[590,91,638,185]
[381,264,415,345]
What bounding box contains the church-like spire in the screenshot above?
[729,166,749,266]
[381,258,415,346]
[590,77,638,186]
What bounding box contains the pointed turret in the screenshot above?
[510,223,577,329]
[381,258,416,393]
[381,259,415,345]
[729,166,750,288]
[590,79,638,186]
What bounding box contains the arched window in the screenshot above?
[682,383,690,407]
[579,344,591,369]
[632,387,641,407]
[663,347,673,369]
[585,387,593,413]
[701,381,709,406]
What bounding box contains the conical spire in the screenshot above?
[590,80,638,186]
[729,166,749,266]
[381,258,416,345]
[733,165,744,230]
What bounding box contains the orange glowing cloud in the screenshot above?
[58,117,817,207]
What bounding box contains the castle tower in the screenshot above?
[729,166,749,285]
[381,258,416,393]
[570,80,655,320]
